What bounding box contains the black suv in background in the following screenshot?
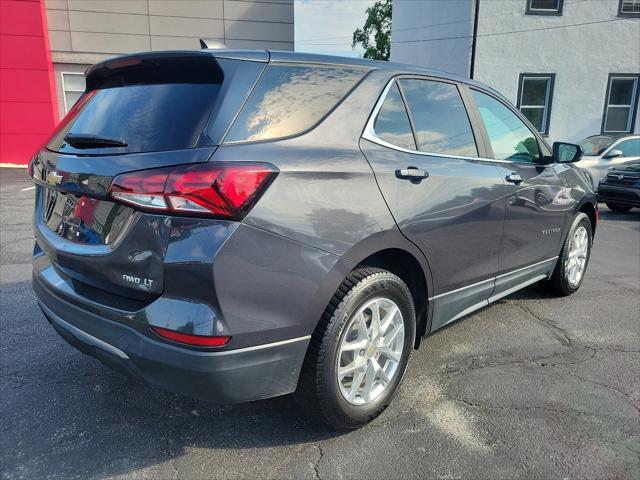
[598,160,640,212]
[30,50,597,429]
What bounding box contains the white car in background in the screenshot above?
[578,135,640,192]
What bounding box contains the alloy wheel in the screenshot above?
[565,225,589,287]
[336,297,405,406]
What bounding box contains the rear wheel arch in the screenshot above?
[306,231,433,350]
[355,248,430,348]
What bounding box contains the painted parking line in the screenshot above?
[20,186,35,191]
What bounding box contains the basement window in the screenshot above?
[619,0,640,17]
[526,0,564,15]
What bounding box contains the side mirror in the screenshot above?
[553,142,582,163]
[603,149,622,159]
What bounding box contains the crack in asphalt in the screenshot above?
[501,300,640,413]
[504,300,572,346]
[168,453,179,480]
[442,346,597,377]
[555,365,640,413]
[598,346,640,354]
[311,444,324,480]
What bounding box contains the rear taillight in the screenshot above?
[151,326,230,347]
[109,162,278,219]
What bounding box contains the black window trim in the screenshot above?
[516,73,555,136]
[618,0,640,17]
[363,74,489,160]
[601,73,640,135]
[526,0,564,16]
[395,80,419,151]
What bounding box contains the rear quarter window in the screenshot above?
[224,63,368,143]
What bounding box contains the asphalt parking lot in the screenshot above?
[1,167,639,479]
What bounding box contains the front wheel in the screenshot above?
[297,268,415,430]
[543,212,592,296]
[605,202,632,213]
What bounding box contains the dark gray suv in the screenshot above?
[30,50,597,429]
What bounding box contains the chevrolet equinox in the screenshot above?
[30,50,597,429]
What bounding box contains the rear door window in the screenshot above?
[224,63,367,143]
[373,82,416,150]
[471,89,541,163]
[398,79,478,157]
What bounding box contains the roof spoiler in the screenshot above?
[200,39,227,50]
[85,52,224,91]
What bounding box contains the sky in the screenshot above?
[294,0,377,58]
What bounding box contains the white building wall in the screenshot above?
[474,0,640,143]
[391,0,475,77]
[391,0,640,143]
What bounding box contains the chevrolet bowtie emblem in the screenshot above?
[45,171,63,186]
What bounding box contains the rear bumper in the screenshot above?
[34,272,310,403]
[597,184,640,207]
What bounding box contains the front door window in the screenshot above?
[471,90,541,163]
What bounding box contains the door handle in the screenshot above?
[396,167,429,181]
[505,173,523,185]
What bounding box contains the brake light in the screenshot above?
[109,162,277,219]
[151,326,230,347]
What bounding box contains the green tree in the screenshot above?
[352,0,392,61]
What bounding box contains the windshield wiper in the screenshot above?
[64,133,127,149]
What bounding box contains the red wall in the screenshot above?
[0,0,58,166]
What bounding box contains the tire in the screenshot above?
[605,202,632,213]
[544,212,593,296]
[296,267,416,430]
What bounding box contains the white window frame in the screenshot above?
[619,0,640,17]
[602,75,639,134]
[517,74,554,135]
[61,72,86,113]
[526,0,564,15]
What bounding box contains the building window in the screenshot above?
[602,74,639,134]
[61,73,86,113]
[618,0,640,17]
[526,0,564,15]
[517,74,555,135]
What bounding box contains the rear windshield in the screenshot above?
[46,55,265,155]
[47,83,220,154]
[224,63,368,143]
